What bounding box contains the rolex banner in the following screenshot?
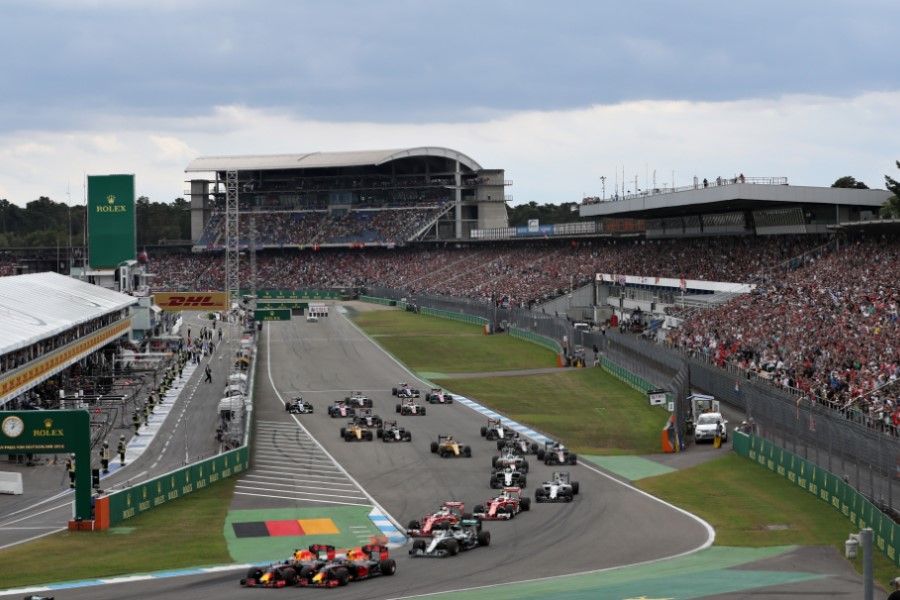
[88,174,136,269]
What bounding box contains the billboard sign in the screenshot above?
[88,174,136,268]
[154,292,229,311]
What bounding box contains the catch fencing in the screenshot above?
[734,431,899,567]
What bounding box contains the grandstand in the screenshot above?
[184,147,510,248]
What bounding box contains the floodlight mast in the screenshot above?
[225,170,240,307]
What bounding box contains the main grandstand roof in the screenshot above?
[0,272,136,355]
[185,147,483,173]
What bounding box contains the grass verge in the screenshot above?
[353,309,557,373]
[433,368,666,455]
[0,477,236,589]
[637,453,896,587]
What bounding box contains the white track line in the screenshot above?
[233,491,372,507]
[265,323,408,535]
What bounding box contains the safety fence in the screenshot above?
[418,306,489,328]
[94,325,258,529]
[508,326,563,355]
[733,432,899,567]
[600,356,656,395]
[359,295,395,307]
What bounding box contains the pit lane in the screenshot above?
[43,306,711,599]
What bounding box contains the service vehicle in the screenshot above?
[685,393,719,435]
[534,471,580,503]
[328,400,356,418]
[392,383,420,398]
[408,520,490,557]
[406,501,472,537]
[426,388,453,404]
[430,434,472,458]
[297,544,396,587]
[693,412,729,443]
[490,465,527,489]
[396,398,427,415]
[537,441,577,465]
[285,396,314,414]
[340,420,374,442]
[473,487,531,520]
[377,420,412,442]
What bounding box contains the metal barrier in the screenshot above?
[419,306,489,328]
[508,326,562,355]
[359,295,395,306]
[733,431,899,567]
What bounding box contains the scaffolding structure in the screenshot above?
[224,170,240,304]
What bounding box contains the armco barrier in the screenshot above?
[600,356,655,394]
[94,446,250,528]
[359,295,395,307]
[419,306,489,328]
[508,326,563,355]
[733,431,900,567]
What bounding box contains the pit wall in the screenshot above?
[733,431,899,567]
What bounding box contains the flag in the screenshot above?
[679,276,686,290]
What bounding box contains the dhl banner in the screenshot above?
[154,292,229,312]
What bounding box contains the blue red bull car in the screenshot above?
[297,544,397,587]
[239,544,336,587]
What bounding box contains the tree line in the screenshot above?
[0,197,191,248]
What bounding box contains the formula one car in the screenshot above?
[430,434,472,458]
[490,465,527,489]
[340,420,374,441]
[406,501,472,537]
[408,519,490,557]
[345,392,374,408]
[480,418,515,442]
[392,383,420,398]
[534,471,580,503]
[377,420,412,442]
[537,441,578,465]
[354,408,383,429]
[328,399,356,418]
[426,388,453,404]
[297,544,397,587]
[497,432,540,454]
[473,487,531,520]
[396,397,427,415]
[285,396,314,414]
[491,448,530,473]
[240,544,335,587]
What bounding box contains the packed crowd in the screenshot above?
[668,236,900,421]
[193,206,447,249]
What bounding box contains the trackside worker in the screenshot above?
[143,403,150,425]
[66,454,76,488]
[132,412,141,435]
[100,441,110,474]
[117,435,127,466]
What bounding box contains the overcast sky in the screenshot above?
[1,0,898,206]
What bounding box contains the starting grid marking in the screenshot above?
[235,419,371,507]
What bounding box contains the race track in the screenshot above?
[52,307,711,599]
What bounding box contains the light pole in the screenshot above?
[599,176,607,200]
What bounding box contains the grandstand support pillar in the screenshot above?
[454,160,462,239]
[225,170,240,305]
[249,213,257,305]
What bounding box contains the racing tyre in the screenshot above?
[278,566,297,586]
[473,504,484,514]
[480,426,488,437]
[334,568,350,586]
[534,490,545,502]
[404,432,412,442]
[569,453,578,465]
[489,478,499,489]
[365,431,374,441]
[407,519,421,530]
[376,428,383,439]
[491,456,499,468]
[421,407,426,415]
[520,475,527,488]
[411,539,426,552]
[443,539,459,556]
[536,449,545,460]
[392,387,398,396]
[564,492,574,502]
[433,520,451,530]
[464,446,472,457]
[530,442,539,453]
[496,440,505,451]
[380,558,397,575]
[339,428,346,438]
[285,404,290,411]
[522,460,529,473]
[395,403,401,413]
[430,442,439,453]
[245,567,263,581]
[520,497,531,511]
[447,398,453,403]
[572,481,580,495]
[477,530,491,546]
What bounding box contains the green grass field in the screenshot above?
[353,310,557,373]
[434,368,666,455]
[0,478,236,589]
[638,454,895,586]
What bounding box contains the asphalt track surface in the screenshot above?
[0,313,234,549]
[47,307,712,599]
